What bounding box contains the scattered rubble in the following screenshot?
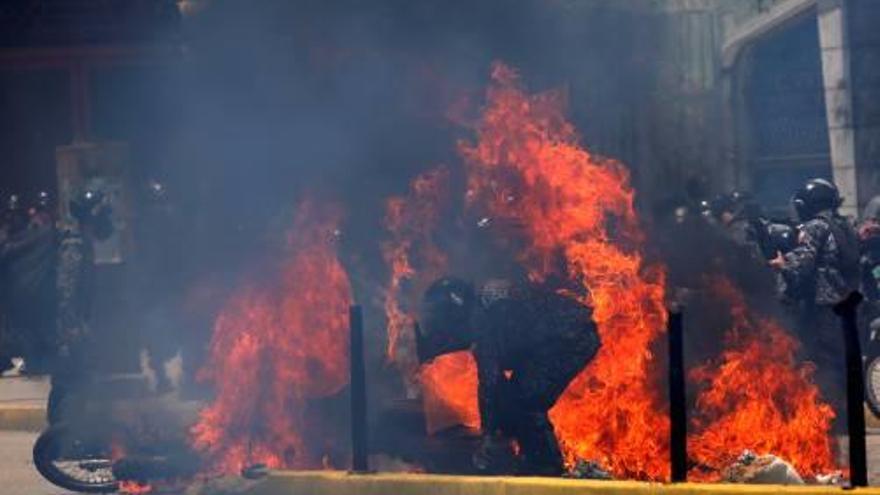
[814,471,845,486]
[722,450,804,485]
[565,459,613,480]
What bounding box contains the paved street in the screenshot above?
[0,430,75,495]
[0,376,72,494]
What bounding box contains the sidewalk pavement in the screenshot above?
[0,375,48,431]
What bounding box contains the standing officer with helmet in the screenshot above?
[769,178,860,422]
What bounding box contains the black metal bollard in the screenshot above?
[833,292,867,487]
[349,305,369,473]
[667,309,687,482]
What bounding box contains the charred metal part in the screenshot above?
[112,452,202,483]
[241,463,269,480]
[833,292,867,487]
[349,305,369,473]
[667,309,687,482]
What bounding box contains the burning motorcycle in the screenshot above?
[32,372,203,493]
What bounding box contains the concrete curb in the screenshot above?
[241,471,880,495]
[0,403,46,431]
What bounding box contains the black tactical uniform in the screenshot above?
[779,212,860,306]
[419,277,600,475]
[709,191,764,259]
[0,221,57,374]
[775,179,859,420]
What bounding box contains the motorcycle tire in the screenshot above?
[865,353,880,419]
[32,423,119,493]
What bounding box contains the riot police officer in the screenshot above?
[48,188,113,423]
[418,276,600,476]
[769,178,859,422]
[1,191,56,375]
[708,190,764,255]
[770,179,859,303]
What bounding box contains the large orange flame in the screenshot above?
[382,62,837,483]
[458,62,669,479]
[383,167,451,364]
[688,277,837,480]
[382,168,481,433]
[190,200,352,474]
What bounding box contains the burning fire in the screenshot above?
[118,481,153,494]
[190,200,352,474]
[111,440,154,494]
[382,168,482,432]
[458,62,669,479]
[381,62,837,483]
[383,167,451,364]
[688,277,837,480]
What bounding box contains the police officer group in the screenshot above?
[703,178,880,427]
[0,188,112,422]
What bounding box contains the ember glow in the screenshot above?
[190,200,352,474]
[688,277,837,480]
[458,62,670,479]
[118,481,153,495]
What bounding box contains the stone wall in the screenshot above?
[848,0,880,210]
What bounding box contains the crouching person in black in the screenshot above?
[417,277,600,476]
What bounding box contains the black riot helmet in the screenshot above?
[145,178,168,203]
[416,277,476,363]
[32,190,52,216]
[792,178,842,221]
[766,223,798,256]
[7,193,20,212]
[710,190,757,221]
[69,189,114,240]
[3,192,27,234]
[70,189,103,222]
[37,190,50,208]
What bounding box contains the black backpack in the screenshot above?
[826,214,861,290]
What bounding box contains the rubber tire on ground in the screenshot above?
[865,353,880,419]
[32,423,119,494]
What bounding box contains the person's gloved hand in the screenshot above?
[473,435,513,473]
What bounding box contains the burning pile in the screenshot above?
[190,200,352,474]
[689,278,837,481]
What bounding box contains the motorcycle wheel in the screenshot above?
[865,353,880,419]
[32,423,119,493]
